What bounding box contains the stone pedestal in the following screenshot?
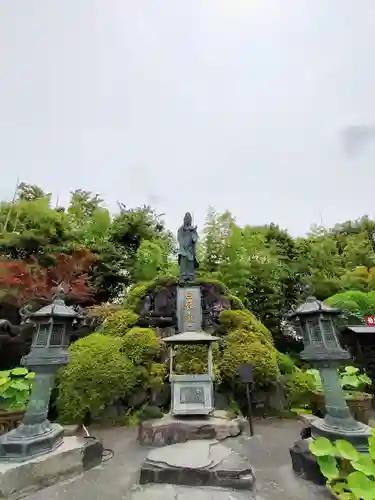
[289,438,326,486]
[138,412,245,447]
[140,440,255,491]
[0,436,103,498]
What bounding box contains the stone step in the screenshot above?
[139,413,246,447]
[127,484,254,499]
[139,439,255,491]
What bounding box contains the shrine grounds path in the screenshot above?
[27,418,330,500]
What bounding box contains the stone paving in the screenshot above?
[25,418,331,500]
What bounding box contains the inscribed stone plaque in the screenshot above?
[176,286,202,332]
[180,386,205,405]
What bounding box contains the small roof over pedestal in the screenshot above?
[163,331,220,344]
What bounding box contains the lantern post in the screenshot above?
[288,296,371,451]
[0,285,80,462]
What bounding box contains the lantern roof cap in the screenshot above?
[288,296,341,318]
[31,284,79,319]
[163,331,220,344]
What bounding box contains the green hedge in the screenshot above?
[219,310,279,385]
[57,334,137,424]
[100,309,139,336]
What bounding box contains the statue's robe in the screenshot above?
[177,225,199,282]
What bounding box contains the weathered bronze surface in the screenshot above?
[0,410,25,436]
[177,212,199,283]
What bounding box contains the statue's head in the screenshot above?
[184,212,192,226]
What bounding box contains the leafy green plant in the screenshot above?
[340,366,372,393]
[309,432,375,500]
[307,366,372,398]
[219,309,279,385]
[57,333,137,424]
[283,369,315,407]
[0,367,35,410]
[121,327,161,364]
[100,309,139,337]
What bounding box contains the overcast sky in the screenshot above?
[0,1,374,236]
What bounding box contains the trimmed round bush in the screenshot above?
[101,309,139,336]
[219,309,279,385]
[221,334,279,384]
[56,333,137,424]
[121,328,166,393]
[122,327,161,364]
[219,309,274,345]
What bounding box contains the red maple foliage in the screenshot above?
[0,249,96,307]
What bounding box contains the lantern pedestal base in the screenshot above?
[290,438,326,485]
[0,422,64,462]
[0,435,103,498]
[310,416,371,453]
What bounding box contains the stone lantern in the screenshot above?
[164,331,219,416]
[288,296,371,452]
[0,285,80,462]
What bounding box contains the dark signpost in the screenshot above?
[238,363,254,437]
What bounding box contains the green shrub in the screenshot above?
[220,333,279,385]
[174,342,221,382]
[121,328,166,394]
[122,327,161,364]
[229,295,245,310]
[101,309,139,336]
[326,291,375,321]
[125,283,152,310]
[283,369,315,407]
[86,303,121,318]
[147,363,167,391]
[219,309,274,345]
[137,404,163,421]
[218,309,278,385]
[57,333,137,424]
[277,353,296,375]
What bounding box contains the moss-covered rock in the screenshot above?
[127,275,234,333]
[56,333,137,424]
[126,282,153,311]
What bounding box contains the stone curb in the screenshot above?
[139,415,245,447]
[139,461,255,490]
